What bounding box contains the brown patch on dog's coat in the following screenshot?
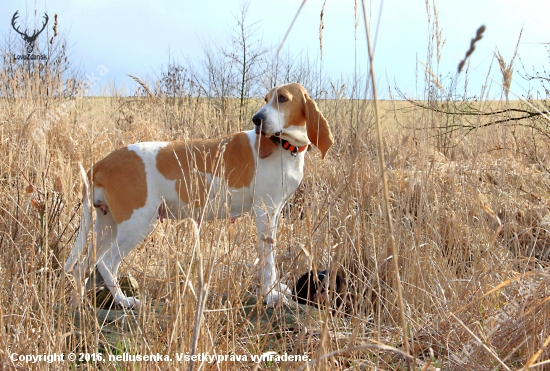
[255,134,277,159]
[90,147,147,223]
[157,132,255,206]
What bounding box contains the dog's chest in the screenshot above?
[254,147,305,200]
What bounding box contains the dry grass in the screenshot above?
[2,81,550,369]
[1,13,550,371]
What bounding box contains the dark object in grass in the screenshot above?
[292,269,345,310]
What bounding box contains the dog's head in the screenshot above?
[252,83,334,159]
[293,269,345,308]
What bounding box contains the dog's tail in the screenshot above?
[64,163,92,272]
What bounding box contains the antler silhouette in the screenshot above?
[12,11,49,42]
[35,13,49,39]
[11,11,49,54]
[11,11,26,38]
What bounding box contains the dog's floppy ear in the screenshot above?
[304,93,334,159]
[255,134,277,159]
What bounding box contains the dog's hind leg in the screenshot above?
[65,165,93,273]
[70,210,117,306]
[96,208,156,309]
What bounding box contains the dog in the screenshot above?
[293,269,346,310]
[64,82,334,309]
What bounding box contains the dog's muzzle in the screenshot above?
[252,113,282,137]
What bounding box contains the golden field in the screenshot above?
[1,77,549,370]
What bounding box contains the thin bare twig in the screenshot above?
[403,97,549,140]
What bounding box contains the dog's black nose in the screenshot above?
[252,113,264,134]
[252,113,263,127]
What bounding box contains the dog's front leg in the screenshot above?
[253,204,291,306]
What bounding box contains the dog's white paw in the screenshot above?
[277,282,292,296]
[117,296,141,310]
[264,284,291,307]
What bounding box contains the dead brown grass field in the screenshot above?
[1,91,549,370]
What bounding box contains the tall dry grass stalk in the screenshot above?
[276,0,307,57]
[319,0,326,59]
[361,0,410,369]
[495,29,522,102]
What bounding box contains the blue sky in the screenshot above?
[2,0,550,99]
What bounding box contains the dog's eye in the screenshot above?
[278,95,288,103]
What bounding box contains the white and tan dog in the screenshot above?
[64,82,333,309]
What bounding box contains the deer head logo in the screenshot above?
[11,11,49,55]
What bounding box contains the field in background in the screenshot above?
[1,89,549,370]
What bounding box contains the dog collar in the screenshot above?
[280,138,309,156]
[266,135,309,157]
